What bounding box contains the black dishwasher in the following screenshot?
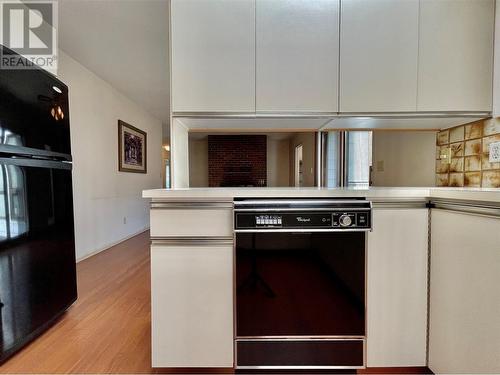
[234,198,372,370]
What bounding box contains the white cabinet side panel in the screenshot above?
[367,208,428,366]
[429,209,500,373]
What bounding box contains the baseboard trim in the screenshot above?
[359,367,433,374]
[76,227,150,263]
[153,368,234,374]
[151,366,432,374]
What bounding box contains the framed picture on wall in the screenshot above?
[118,120,147,173]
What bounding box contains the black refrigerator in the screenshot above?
[0,46,77,363]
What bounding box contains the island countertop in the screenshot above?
[143,187,500,204]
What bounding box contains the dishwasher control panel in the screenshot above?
[235,211,371,230]
[234,199,372,231]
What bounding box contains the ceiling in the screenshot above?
[58,0,170,129]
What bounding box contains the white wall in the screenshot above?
[189,138,209,187]
[171,119,190,188]
[57,51,163,261]
[372,131,436,187]
[267,138,290,186]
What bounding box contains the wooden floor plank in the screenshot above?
[0,231,155,374]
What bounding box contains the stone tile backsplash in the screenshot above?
[436,118,500,188]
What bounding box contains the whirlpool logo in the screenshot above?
[296,217,311,223]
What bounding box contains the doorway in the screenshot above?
[294,144,303,187]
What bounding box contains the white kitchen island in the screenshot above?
[143,187,500,373]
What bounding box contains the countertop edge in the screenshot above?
[142,187,500,204]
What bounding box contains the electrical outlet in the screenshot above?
[123,217,127,225]
[376,160,384,172]
[489,142,500,163]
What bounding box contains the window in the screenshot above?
[346,131,372,188]
[165,159,171,189]
[323,131,372,188]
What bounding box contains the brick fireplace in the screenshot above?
[208,135,267,187]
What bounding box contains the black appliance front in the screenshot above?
[235,230,366,368]
[0,159,76,363]
[0,45,71,157]
[0,48,75,363]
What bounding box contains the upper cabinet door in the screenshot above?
[171,0,255,113]
[256,0,339,113]
[340,0,419,112]
[418,0,494,112]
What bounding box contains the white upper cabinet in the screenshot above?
[171,0,255,113]
[170,0,495,115]
[417,0,494,112]
[339,0,419,112]
[256,0,339,112]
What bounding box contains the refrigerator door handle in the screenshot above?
[0,145,72,162]
[0,157,72,170]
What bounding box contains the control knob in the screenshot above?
[339,214,353,227]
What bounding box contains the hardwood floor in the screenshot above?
[0,231,431,374]
[0,231,155,374]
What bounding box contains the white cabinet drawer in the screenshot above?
[151,242,234,367]
[150,203,233,238]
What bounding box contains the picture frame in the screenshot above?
[118,120,147,173]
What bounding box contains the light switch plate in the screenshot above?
[489,142,500,163]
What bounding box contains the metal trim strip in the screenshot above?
[431,206,500,220]
[172,111,337,119]
[236,336,365,341]
[234,199,370,206]
[430,198,500,210]
[234,207,371,212]
[372,201,428,209]
[151,202,233,210]
[151,237,233,246]
[236,365,364,370]
[234,228,371,233]
[0,144,72,161]
[172,111,490,119]
[0,157,72,170]
[430,199,500,218]
[336,111,490,118]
